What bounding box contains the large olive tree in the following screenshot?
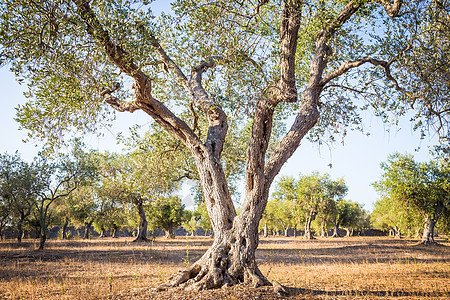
[1,0,447,291]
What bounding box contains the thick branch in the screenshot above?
[241,97,275,215]
[72,0,204,152]
[189,56,229,158]
[275,0,302,103]
[320,58,371,87]
[317,1,363,40]
[102,84,139,113]
[263,2,364,186]
[376,0,403,17]
[140,26,229,158]
[73,0,147,84]
[240,1,306,215]
[322,56,418,100]
[264,99,320,185]
[321,36,414,87]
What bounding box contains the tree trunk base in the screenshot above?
[158,234,271,292]
[132,236,149,243]
[419,240,437,245]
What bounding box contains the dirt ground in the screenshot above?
[0,236,449,299]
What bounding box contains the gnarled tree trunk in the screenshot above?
[84,221,92,239]
[320,216,327,237]
[62,217,69,240]
[133,201,148,242]
[304,212,317,239]
[263,223,268,238]
[331,223,340,238]
[38,230,46,250]
[421,217,437,244]
[165,224,175,239]
[343,227,350,237]
[421,202,444,244]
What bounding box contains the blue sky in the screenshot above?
[0,1,438,212]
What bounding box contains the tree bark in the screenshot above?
[62,217,69,240]
[38,230,46,250]
[17,218,23,243]
[165,224,175,239]
[263,223,268,238]
[421,202,444,244]
[331,223,340,237]
[304,212,317,239]
[132,201,148,242]
[421,216,437,244]
[394,227,401,238]
[414,227,421,239]
[320,217,327,237]
[84,221,92,239]
[164,210,271,291]
[304,216,312,239]
[343,227,350,237]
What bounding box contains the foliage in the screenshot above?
[182,212,198,236]
[373,153,450,240]
[268,172,350,237]
[0,152,37,241]
[147,196,188,238]
[193,202,212,234]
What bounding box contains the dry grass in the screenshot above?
[0,235,449,299]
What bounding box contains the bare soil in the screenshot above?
[0,236,449,299]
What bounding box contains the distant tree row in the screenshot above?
[0,147,216,247]
[0,144,96,249]
[0,125,217,248]
[261,172,369,239]
[2,143,447,249]
[371,153,449,244]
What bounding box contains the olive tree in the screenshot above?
[0,152,37,242]
[148,195,187,238]
[1,0,447,291]
[0,192,12,240]
[374,153,449,244]
[32,149,97,249]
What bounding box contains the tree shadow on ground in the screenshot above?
[287,286,447,298]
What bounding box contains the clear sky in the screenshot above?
[0,1,439,212]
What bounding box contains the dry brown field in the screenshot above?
[0,235,449,299]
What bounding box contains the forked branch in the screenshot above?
[101,82,139,113]
[376,0,403,17]
[320,56,417,100]
[72,0,203,151]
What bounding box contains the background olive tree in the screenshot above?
[373,153,449,244]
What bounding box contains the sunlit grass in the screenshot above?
[0,236,448,299]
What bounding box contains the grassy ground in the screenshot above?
[0,236,449,299]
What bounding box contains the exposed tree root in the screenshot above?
[418,240,438,246]
[131,236,149,243]
[158,235,272,292]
